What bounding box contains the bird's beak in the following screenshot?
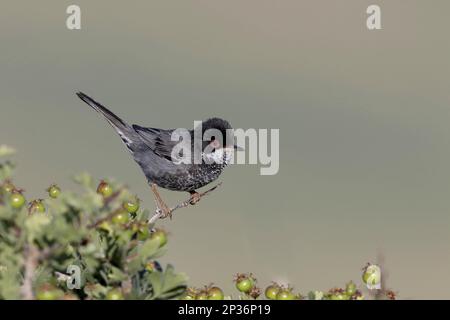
[234,144,244,151]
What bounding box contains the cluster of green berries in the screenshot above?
[1,180,26,209]
[28,199,45,214]
[2,179,154,239]
[180,275,392,301]
[1,180,63,213]
[99,219,167,246]
[264,283,301,300]
[181,274,304,301]
[181,285,225,300]
[95,181,167,245]
[36,284,125,300]
[2,176,398,301]
[321,281,363,300]
[235,273,301,300]
[95,180,165,242]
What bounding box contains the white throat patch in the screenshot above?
[202,147,233,165]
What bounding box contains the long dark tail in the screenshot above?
[76,91,139,152]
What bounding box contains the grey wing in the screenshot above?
[132,125,179,161]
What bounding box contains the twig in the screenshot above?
[20,244,40,300]
[55,271,70,282]
[87,208,123,229]
[147,183,222,226]
[103,187,125,208]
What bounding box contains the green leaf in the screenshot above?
[147,271,163,299]
[127,238,162,274]
[146,265,188,300]
[107,265,127,283]
[0,267,21,299]
[160,264,188,294]
[24,214,51,242]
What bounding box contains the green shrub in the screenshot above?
[0,145,187,300]
[0,145,397,300]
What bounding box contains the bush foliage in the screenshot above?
[0,145,397,300]
[0,145,187,300]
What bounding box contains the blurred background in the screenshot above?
[1,0,449,298]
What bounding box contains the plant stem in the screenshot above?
[21,244,40,300]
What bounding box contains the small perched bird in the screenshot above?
[76,92,240,217]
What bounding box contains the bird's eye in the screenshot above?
[211,136,215,141]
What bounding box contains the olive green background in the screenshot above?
[1,1,449,299]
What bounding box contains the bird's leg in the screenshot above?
[147,182,223,225]
[150,183,173,219]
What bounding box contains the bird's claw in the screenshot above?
[155,204,173,220]
[189,192,201,205]
[188,183,222,205]
[163,209,173,220]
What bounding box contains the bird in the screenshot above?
[76,91,241,218]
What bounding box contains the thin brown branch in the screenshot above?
[20,244,40,300]
[87,207,123,229]
[102,187,125,208]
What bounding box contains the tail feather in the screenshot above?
[76,91,137,151]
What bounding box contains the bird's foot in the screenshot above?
[189,192,201,205]
[156,207,172,219]
[189,182,222,205]
[151,183,173,219]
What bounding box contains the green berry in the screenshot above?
[265,285,280,300]
[10,191,25,209]
[151,229,168,247]
[346,281,357,296]
[47,184,61,198]
[181,294,196,300]
[276,289,296,300]
[181,288,197,300]
[330,293,349,300]
[111,211,130,225]
[36,284,63,300]
[28,199,45,214]
[132,223,150,241]
[236,277,254,293]
[208,287,224,300]
[36,290,57,300]
[196,291,208,300]
[106,288,124,300]
[123,198,139,214]
[97,180,113,198]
